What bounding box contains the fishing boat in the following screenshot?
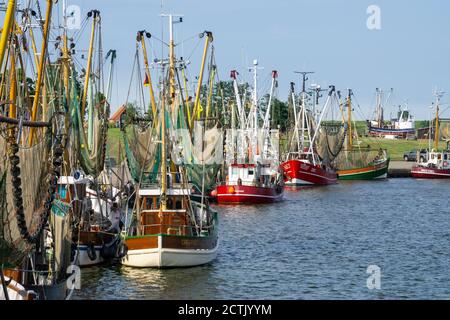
[1,0,74,300]
[368,88,415,139]
[215,163,284,204]
[215,64,284,204]
[281,74,342,186]
[411,91,450,179]
[121,14,218,268]
[58,175,122,267]
[335,90,390,180]
[55,9,125,267]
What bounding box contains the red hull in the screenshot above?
[216,184,284,204]
[281,159,337,185]
[411,166,450,179]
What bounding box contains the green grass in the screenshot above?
[358,138,447,161]
[106,127,125,164]
[106,126,448,164]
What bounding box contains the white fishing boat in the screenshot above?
[121,14,219,268]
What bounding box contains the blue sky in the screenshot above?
[62,1,450,119]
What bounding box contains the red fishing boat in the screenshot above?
[282,157,337,186]
[281,77,340,186]
[215,164,284,204]
[411,91,450,179]
[411,162,450,179]
[215,63,284,204]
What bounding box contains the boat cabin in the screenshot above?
[226,163,276,187]
[286,150,322,167]
[133,174,207,238]
[57,175,89,217]
[422,150,450,169]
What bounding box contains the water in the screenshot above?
[73,179,450,299]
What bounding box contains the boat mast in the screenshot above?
[138,31,157,119]
[230,70,245,130]
[191,30,212,129]
[252,59,259,133]
[375,88,381,126]
[159,13,182,210]
[262,71,278,159]
[0,0,16,70]
[9,44,16,119]
[289,82,301,157]
[309,86,336,159]
[62,0,71,112]
[81,10,99,118]
[295,71,314,151]
[160,64,167,211]
[347,89,353,150]
[433,90,444,150]
[263,71,277,131]
[105,49,116,103]
[28,0,53,145]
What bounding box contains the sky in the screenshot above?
[14,0,450,119]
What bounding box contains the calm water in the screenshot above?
[73,179,450,300]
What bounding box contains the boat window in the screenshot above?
[438,154,442,160]
[248,169,254,175]
[232,167,238,175]
[145,197,152,209]
[167,198,174,209]
[445,154,448,160]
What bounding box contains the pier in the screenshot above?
[388,161,414,178]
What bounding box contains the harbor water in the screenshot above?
[73,178,450,299]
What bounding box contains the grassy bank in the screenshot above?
[358,138,446,160]
[106,127,447,163]
[106,127,125,164]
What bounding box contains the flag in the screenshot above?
[143,73,150,87]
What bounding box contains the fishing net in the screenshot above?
[122,120,160,183]
[168,100,223,191]
[70,76,108,177]
[333,148,386,170]
[49,200,72,279]
[171,120,223,192]
[0,132,51,267]
[314,123,347,165]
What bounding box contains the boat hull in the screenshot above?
[215,184,284,204]
[338,159,390,180]
[74,245,104,267]
[411,166,450,179]
[281,160,337,185]
[72,231,118,267]
[368,127,415,139]
[122,234,218,268]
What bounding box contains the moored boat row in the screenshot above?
[1,1,449,301]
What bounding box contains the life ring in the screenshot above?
[444,161,448,167]
[87,243,97,261]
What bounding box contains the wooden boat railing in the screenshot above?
[138,223,214,236]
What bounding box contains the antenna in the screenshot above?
[294,71,314,93]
